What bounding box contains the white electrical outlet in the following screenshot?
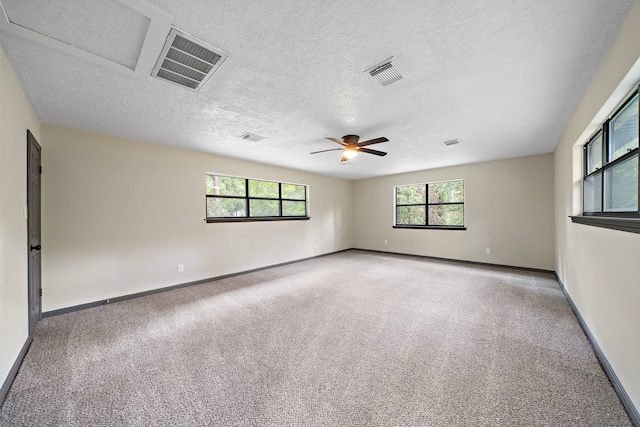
[177,264,184,272]
[314,243,318,249]
[485,248,491,255]
[384,240,388,245]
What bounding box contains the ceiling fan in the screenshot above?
[310,135,389,162]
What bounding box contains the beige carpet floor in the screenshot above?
[0,250,632,426]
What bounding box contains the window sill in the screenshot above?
[206,216,310,223]
[393,225,466,231]
[570,215,640,234]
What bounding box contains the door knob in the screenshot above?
[30,245,41,251]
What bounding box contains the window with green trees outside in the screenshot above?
[206,174,308,222]
[583,86,638,217]
[572,84,640,234]
[394,180,465,229]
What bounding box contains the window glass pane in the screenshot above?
[248,180,279,198]
[586,131,603,175]
[396,184,426,204]
[206,175,246,196]
[249,199,280,216]
[282,200,306,216]
[604,154,638,212]
[282,183,305,200]
[396,205,426,225]
[205,175,214,195]
[609,93,639,162]
[583,172,602,213]
[207,197,247,217]
[428,205,464,226]
[428,181,464,203]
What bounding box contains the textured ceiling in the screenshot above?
[0,0,634,180]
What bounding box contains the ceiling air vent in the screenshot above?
[239,132,266,142]
[152,28,228,91]
[443,139,461,146]
[365,56,406,86]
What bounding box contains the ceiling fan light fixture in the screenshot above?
[343,147,359,159]
[311,134,389,162]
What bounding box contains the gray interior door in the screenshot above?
[27,130,42,335]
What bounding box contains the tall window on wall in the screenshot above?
[583,85,639,221]
[394,180,465,229]
[205,174,309,222]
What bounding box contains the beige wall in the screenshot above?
[0,48,41,389]
[554,0,640,411]
[352,153,555,270]
[40,124,353,312]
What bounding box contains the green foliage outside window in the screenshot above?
[206,175,245,196]
[283,200,306,216]
[249,180,279,198]
[397,184,426,205]
[397,205,425,225]
[396,180,464,227]
[282,183,306,200]
[429,205,464,226]
[429,181,464,203]
[206,174,308,221]
[250,199,280,216]
[207,197,246,217]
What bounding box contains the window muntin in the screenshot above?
[583,86,639,217]
[395,180,464,228]
[206,174,308,221]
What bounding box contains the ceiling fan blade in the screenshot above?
[358,147,387,156]
[327,137,347,146]
[310,148,343,154]
[357,137,389,147]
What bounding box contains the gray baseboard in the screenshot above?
[43,249,351,318]
[0,335,32,406]
[554,273,639,427]
[354,248,554,274]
